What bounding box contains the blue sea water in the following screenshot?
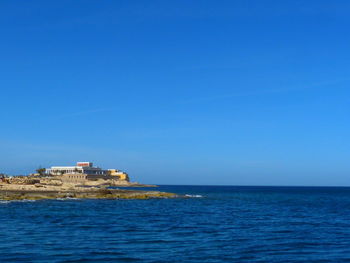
[1,185,350,262]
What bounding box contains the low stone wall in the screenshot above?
[59,174,88,184]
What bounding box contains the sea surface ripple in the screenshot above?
[1,185,350,262]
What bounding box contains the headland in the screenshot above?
[0,162,176,201]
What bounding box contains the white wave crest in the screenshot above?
[0,199,37,203]
[56,197,80,201]
[185,194,203,198]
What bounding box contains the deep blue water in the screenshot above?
[1,185,350,262]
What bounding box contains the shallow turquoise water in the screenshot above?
[1,185,350,262]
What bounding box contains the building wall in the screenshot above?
[86,174,114,181]
[83,167,107,175]
[59,174,115,183]
[46,167,83,175]
[60,174,88,184]
[47,167,108,176]
[108,169,130,181]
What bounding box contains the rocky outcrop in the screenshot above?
[0,175,164,200]
[0,188,177,201]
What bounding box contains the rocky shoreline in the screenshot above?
[0,172,174,201]
[0,188,177,201]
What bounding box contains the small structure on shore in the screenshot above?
[47,162,106,176]
[43,162,130,184]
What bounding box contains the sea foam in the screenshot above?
[185,194,203,198]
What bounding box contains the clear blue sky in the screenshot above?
[1,0,349,185]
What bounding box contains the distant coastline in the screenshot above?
[0,161,173,200]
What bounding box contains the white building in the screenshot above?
[46,162,108,176]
